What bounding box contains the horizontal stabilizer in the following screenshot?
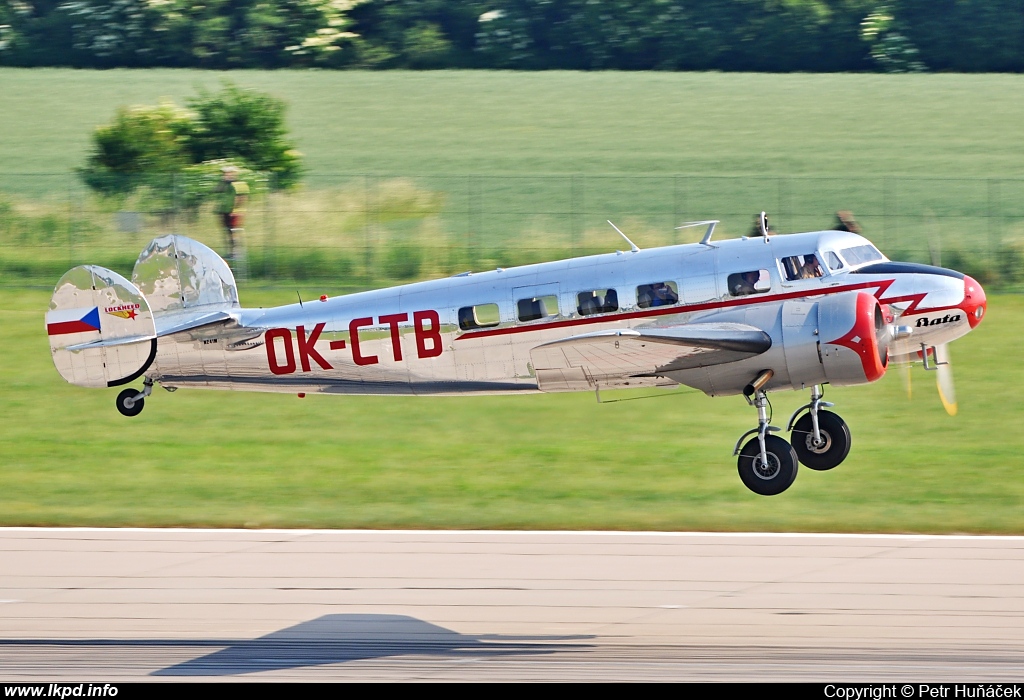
[47,265,157,388]
[154,310,234,337]
[66,334,159,351]
[531,323,771,392]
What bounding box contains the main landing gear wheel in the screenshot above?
[791,410,851,471]
[115,388,145,417]
[737,435,799,496]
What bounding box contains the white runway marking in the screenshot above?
[1,529,1022,681]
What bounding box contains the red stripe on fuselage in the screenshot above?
[455,278,907,341]
[454,277,956,342]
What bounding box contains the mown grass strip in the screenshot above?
[3,287,1022,532]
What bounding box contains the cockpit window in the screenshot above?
[727,270,771,297]
[825,251,844,271]
[840,244,885,266]
[779,254,824,281]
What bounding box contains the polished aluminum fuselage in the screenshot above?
[151,230,976,397]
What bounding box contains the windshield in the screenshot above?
[840,244,885,267]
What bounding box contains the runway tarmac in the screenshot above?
[1,528,1022,681]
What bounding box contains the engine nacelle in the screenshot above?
[667,291,891,396]
[782,291,889,389]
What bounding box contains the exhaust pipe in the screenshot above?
[743,369,775,399]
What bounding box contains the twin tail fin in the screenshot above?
[47,235,238,388]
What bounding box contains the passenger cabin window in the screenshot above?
[727,270,771,297]
[636,281,679,308]
[458,303,500,330]
[825,251,844,271]
[780,254,824,281]
[577,289,618,316]
[840,244,884,266]
[517,295,559,322]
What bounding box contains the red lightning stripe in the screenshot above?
[455,279,901,341]
[824,291,888,383]
[453,276,963,342]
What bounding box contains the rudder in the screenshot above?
[47,265,157,388]
[132,234,239,323]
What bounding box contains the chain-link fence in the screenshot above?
[3,173,1023,288]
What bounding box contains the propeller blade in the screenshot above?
[900,359,912,400]
[934,343,957,416]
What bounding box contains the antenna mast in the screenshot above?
[607,221,640,253]
[676,220,720,246]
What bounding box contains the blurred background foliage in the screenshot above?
[3,68,1022,290]
[1,0,1023,72]
[79,83,299,213]
[4,172,1024,290]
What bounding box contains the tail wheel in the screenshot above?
[791,410,851,471]
[737,435,799,496]
[116,388,145,417]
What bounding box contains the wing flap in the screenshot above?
[530,323,771,392]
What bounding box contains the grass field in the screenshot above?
[2,70,1024,286]
[3,70,1024,181]
[2,70,1023,532]
[3,286,1022,533]
[6,71,1024,299]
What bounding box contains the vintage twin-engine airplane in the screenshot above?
[46,216,986,495]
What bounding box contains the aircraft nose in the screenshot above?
[962,275,986,329]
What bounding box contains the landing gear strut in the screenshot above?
[734,371,799,496]
[115,378,153,417]
[787,385,851,471]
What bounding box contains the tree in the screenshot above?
[186,84,303,189]
[80,84,302,208]
[80,101,194,197]
[896,0,1024,72]
[144,0,365,69]
[860,2,926,72]
[59,0,163,67]
[472,0,876,72]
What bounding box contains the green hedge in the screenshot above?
[2,1,1023,72]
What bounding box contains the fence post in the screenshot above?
[363,174,371,284]
[171,171,177,233]
[987,178,1000,265]
[264,173,275,281]
[672,175,682,243]
[882,177,899,255]
[67,176,75,269]
[578,175,585,252]
[466,175,476,270]
[569,174,580,253]
[777,176,787,232]
[893,178,900,255]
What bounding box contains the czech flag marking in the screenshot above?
[47,307,101,336]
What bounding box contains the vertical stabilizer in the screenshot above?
[132,235,239,323]
[47,265,157,388]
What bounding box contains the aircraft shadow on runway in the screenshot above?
[151,614,594,676]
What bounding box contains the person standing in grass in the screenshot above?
[216,166,250,263]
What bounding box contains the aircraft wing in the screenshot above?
[530,323,772,392]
